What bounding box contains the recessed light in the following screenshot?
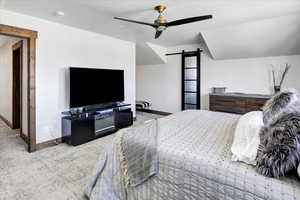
[55,11,65,17]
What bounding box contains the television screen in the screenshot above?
[70,67,124,108]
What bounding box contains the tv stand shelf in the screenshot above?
[61,102,131,116]
[62,103,133,146]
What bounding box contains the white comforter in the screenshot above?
[88,110,300,200]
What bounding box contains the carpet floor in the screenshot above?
[0,112,162,200]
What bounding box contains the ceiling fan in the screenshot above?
[114,5,212,39]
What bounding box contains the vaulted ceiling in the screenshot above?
[201,13,300,59]
[2,0,300,60]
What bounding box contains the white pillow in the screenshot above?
[231,111,264,165]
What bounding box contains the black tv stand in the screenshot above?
[61,103,133,146]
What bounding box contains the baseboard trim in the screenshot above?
[137,108,172,116]
[20,132,29,144]
[36,138,62,151]
[0,113,13,128]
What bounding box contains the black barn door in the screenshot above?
[181,48,201,110]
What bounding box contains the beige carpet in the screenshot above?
[0,111,162,200]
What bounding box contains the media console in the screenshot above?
[62,103,133,146]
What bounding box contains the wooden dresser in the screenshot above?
[209,93,272,114]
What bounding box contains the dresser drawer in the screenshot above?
[210,105,246,114]
[246,98,268,112]
[210,96,245,106]
[210,96,246,114]
[247,98,267,107]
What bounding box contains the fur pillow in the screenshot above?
[262,89,298,125]
[256,110,300,178]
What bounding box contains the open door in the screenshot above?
[12,41,23,131]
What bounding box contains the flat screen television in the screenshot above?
[69,67,124,108]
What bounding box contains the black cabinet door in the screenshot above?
[115,109,133,129]
[182,49,201,110]
[71,119,94,145]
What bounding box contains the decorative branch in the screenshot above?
[271,63,291,88]
[271,65,276,87]
[279,63,290,87]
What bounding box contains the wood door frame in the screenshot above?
[12,40,23,133]
[0,24,38,152]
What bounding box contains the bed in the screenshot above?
[87,110,300,200]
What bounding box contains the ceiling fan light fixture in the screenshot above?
[154,5,167,14]
[157,26,166,32]
[114,5,212,39]
[155,15,167,24]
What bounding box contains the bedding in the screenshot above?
[87,110,300,200]
[231,111,263,165]
[257,89,300,178]
[262,89,298,125]
[256,110,300,178]
[86,119,158,198]
[117,119,158,187]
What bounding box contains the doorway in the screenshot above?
[0,24,37,152]
[12,41,23,132]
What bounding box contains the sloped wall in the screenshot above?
[136,42,167,65]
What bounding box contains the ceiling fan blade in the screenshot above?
[155,31,163,39]
[114,17,157,28]
[166,15,212,27]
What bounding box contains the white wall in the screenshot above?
[136,44,300,113]
[1,10,136,143]
[0,38,14,123]
[0,37,28,135]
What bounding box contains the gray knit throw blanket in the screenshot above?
[257,89,300,178]
[116,119,158,187]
